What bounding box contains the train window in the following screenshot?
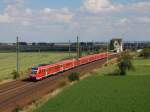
[54,66,57,69]
[32,67,38,70]
[31,71,37,74]
[56,66,58,68]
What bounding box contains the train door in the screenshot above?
[45,69,48,77]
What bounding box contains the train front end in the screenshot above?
[29,67,39,80]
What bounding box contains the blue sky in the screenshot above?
[26,0,82,9]
[1,0,149,10]
[0,0,150,42]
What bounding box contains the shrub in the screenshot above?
[89,70,99,75]
[94,49,101,54]
[11,70,20,79]
[139,48,150,58]
[12,106,22,112]
[49,61,53,64]
[117,51,134,75]
[87,50,91,55]
[58,80,68,87]
[68,72,80,82]
[105,69,120,76]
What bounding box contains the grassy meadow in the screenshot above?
[0,52,75,80]
[34,59,150,112]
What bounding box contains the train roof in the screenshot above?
[33,52,110,70]
[37,58,75,69]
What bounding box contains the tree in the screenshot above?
[140,48,150,58]
[11,70,20,79]
[117,51,134,75]
[68,72,80,82]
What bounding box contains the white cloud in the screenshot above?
[120,1,150,14]
[40,8,74,23]
[25,8,32,16]
[0,14,11,23]
[81,0,150,14]
[119,18,130,26]
[81,0,121,13]
[1,0,74,25]
[131,2,150,10]
[42,8,52,14]
[3,0,24,7]
[135,16,150,24]
[0,0,25,23]
[21,21,30,26]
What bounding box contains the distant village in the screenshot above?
[0,40,150,52]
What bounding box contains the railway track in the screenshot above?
[0,81,30,94]
[0,58,109,112]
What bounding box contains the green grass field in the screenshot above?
[0,52,75,80]
[34,59,150,112]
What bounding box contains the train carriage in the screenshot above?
[79,57,89,65]
[46,64,62,76]
[57,59,74,71]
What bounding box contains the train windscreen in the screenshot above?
[32,67,38,70]
[31,71,37,74]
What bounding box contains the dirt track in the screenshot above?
[0,58,109,112]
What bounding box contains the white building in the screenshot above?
[110,38,123,53]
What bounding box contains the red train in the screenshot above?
[29,52,113,80]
